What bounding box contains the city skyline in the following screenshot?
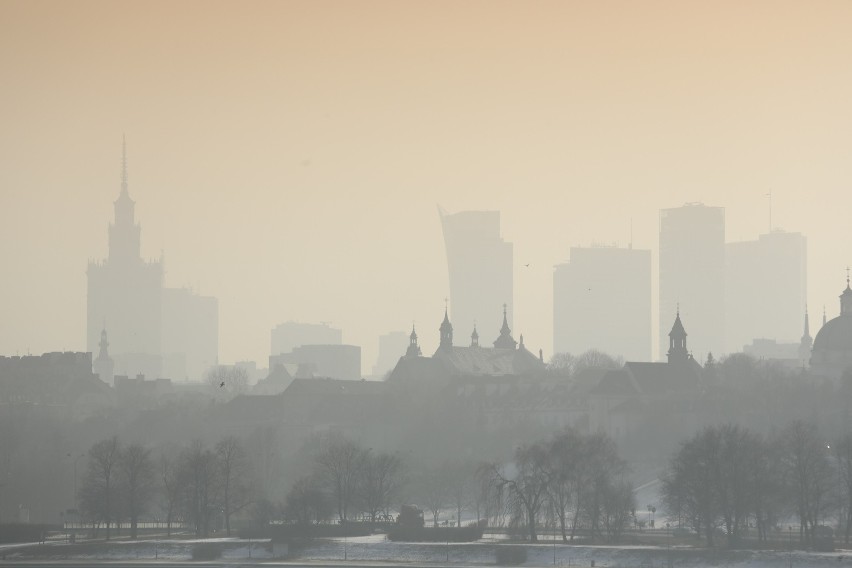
[3,1,852,371]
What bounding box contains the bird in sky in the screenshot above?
[219,381,225,388]
[523,263,530,268]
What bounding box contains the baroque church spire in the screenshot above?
[439,301,453,349]
[493,303,518,349]
[470,324,479,347]
[406,324,422,358]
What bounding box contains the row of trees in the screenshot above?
[483,429,634,543]
[662,420,852,548]
[285,435,404,525]
[80,436,254,539]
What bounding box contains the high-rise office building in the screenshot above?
[439,207,513,345]
[725,230,807,352]
[553,245,652,361]
[659,203,725,360]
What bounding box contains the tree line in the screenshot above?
[662,419,852,548]
[79,435,253,539]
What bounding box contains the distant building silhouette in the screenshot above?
[725,231,807,353]
[798,308,813,366]
[589,311,702,440]
[270,321,342,356]
[270,344,361,380]
[439,207,513,345]
[87,138,218,380]
[810,274,852,381]
[659,203,725,360]
[93,327,115,384]
[87,138,163,378]
[553,245,651,361]
[372,331,409,377]
[388,306,544,384]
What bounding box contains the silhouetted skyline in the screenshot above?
[3,1,852,371]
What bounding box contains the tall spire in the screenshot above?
[799,306,813,366]
[823,305,827,327]
[439,302,453,349]
[121,133,128,195]
[493,303,518,349]
[470,323,479,347]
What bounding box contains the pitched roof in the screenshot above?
[433,345,544,376]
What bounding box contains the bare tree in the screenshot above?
[79,436,121,540]
[314,435,365,522]
[835,433,852,545]
[159,448,183,536]
[359,450,404,524]
[285,476,332,525]
[416,466,451,528]
[215,436,254,536]
[119,442,155,539]
[180,440,220,537]
[485,443,551,541]
[573,349,623,374]
[782,420,833,546]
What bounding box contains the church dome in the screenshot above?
[812,315,852,352]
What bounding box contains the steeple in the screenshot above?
[470,324,479,347]
[439,302,453,349]
[93,326,115,384]
[841,268,852,317]
[799,306,813,365]
[108,135,142,262]
[823,305,827,327]
[406,324,422,358]
[667,305,688,364]
[493,303,518,349]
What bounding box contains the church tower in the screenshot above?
[406,325,422,358]
[93,327,115,384]
[108,136,142,263]
[841,269,852,317]
[439,306,453,349]
[493,304,518,349]
[798,307,813,365]
[667,307,689,364]
[470,324,479,347]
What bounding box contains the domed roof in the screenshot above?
[813,315,852,352]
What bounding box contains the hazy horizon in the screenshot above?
[3,0,852,372]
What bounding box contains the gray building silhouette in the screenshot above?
[659,203,725,360]
[725,230,807,353]
[554,245,651,361]
[439,207,513,345]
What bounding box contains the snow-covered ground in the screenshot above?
[4,535,851,566]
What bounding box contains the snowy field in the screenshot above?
[3,535,852,567]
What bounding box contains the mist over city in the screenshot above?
[3,1,852,566]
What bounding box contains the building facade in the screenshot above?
[439,207,513,346]
[725,230,807,353]
[659,203,725,360]
[553,245,652,361]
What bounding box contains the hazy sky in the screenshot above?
[2,1,852,372]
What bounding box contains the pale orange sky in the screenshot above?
[2,1,852,372]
